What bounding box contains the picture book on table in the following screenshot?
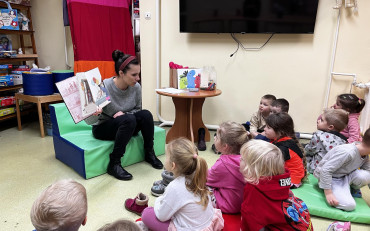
[176,68,202,90]
[55,67,110,123]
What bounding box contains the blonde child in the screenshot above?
[249,94,276,138]
[240,140,313,230]
[306,108,348,174]
[207,121,249,214]
[30,179,87,231]
[314,127,370,211]
[141,138,224,231]
[97,219,141,231]
[264,113,307,188]
[332,93,365,143]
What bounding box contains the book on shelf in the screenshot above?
[55,67,110,123]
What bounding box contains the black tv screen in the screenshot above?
[180,0,319,34]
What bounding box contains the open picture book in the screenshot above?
[55,67,110,123]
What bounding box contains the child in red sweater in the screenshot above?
[239,140,313,231]
[264,113,307,188]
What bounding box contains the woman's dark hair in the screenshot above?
[337,93,365,113]
[112,50,139,75]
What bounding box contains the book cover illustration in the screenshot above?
[176,68,201,89]
[56,67,110,123]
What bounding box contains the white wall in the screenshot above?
[140,0,370,133]
[31,0,73,70]
[30,0,370,133]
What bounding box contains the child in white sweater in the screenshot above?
[141,138,224,231]
[314,127,370,211]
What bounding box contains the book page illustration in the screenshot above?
[55,67,111,123]
[77,73,97,117]
[55,76,86,123]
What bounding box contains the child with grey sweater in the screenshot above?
[314,127,370,211]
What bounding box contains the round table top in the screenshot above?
[156,89,222,99]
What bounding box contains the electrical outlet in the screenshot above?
[145,12,151,20]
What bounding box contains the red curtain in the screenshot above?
[67,0,135,79]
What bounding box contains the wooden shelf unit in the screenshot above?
[0,85,23,92]
[0,2,38,66]
[0,2,38,124]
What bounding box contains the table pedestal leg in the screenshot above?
[166,97,210,144]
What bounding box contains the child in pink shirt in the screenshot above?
[207,121,249,214]
[332,93,365,143]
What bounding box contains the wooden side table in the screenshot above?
[15,93,63,138]
[156,89,222,143]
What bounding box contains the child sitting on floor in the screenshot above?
[207,121,249,214]
[30,179,88,231]
[314,127,370,211]
[248,94,276,138]
[305,108,348,174]
[240,140,313,231]
[264,113,307,188]
[332,93,365,143]
[270,98,290,114]
[140,138,224,231]
[255,98,290,141]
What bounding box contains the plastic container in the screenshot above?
[52,70,74,93]
[22,72,54,96]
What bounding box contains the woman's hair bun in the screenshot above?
[112,50,125,62]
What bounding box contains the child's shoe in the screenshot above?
[161,170,175,184]
[350,187,362,198]
[327,221,351,231]
[151,181,167,197]
[211,144,221,154]
[124,193,148,215]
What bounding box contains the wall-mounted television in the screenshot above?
[180,0,319,34]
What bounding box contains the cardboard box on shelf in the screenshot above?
[0,96,16,106]
[0,107,15,117]
[0,8,19,30]
[0,75,13,86]
[10,73,21,85]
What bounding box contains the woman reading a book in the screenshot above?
[85,50,163,180]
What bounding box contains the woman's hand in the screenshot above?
[324,189,339,206]
[92,107,103,116]
[113,111,125,118]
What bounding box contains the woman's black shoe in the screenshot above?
[107,161,133,180]
[145,150,163,169]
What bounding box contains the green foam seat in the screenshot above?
[49,103,166,179]
[292,174,370,224]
